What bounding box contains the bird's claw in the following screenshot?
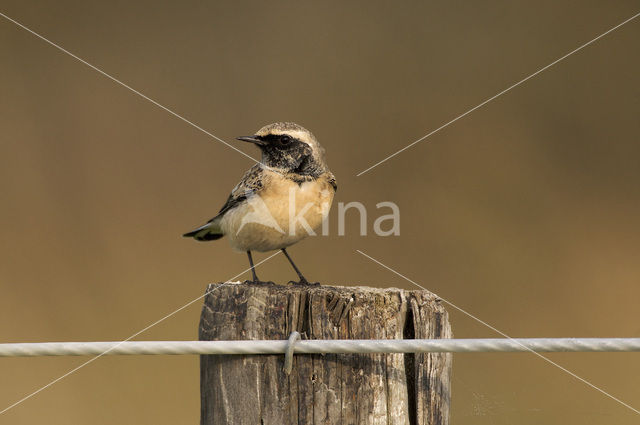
[244,279,275,285]
[289,279,320,286]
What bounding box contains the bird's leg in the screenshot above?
[246,250,260,283]
[281,248,317,285]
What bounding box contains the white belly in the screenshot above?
[220,179,334,252]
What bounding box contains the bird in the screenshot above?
[183,122,337,285]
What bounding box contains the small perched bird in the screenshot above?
[183,122,336,285]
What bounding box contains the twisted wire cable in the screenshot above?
[1,338,639,357]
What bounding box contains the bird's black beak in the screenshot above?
[236,136,267,146]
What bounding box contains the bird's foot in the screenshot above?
[289,279,320,286]
[243,279,276,285]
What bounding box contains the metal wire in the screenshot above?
[283,332,301,375]
[1,338,639,357]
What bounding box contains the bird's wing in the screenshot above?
[217,164,264,216]
[183,165,265,240]
[326,171,337,192]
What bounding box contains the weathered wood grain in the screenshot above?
[200,282,451,425]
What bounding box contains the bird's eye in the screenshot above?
[280,135,292,145]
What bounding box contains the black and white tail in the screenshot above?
[182,217,224,241]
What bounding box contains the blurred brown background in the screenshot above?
[1,1,639,423]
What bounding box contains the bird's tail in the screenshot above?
[182,217,224,241]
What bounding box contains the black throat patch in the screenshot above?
[257,134,322,177]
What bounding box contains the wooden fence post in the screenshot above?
[199,282,452,425]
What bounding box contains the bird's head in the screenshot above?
[237,122,328,175]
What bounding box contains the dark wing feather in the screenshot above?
[183,165,265,241]
[215,192,247,218]
[214,164,264,217]
[328,173,337,192]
